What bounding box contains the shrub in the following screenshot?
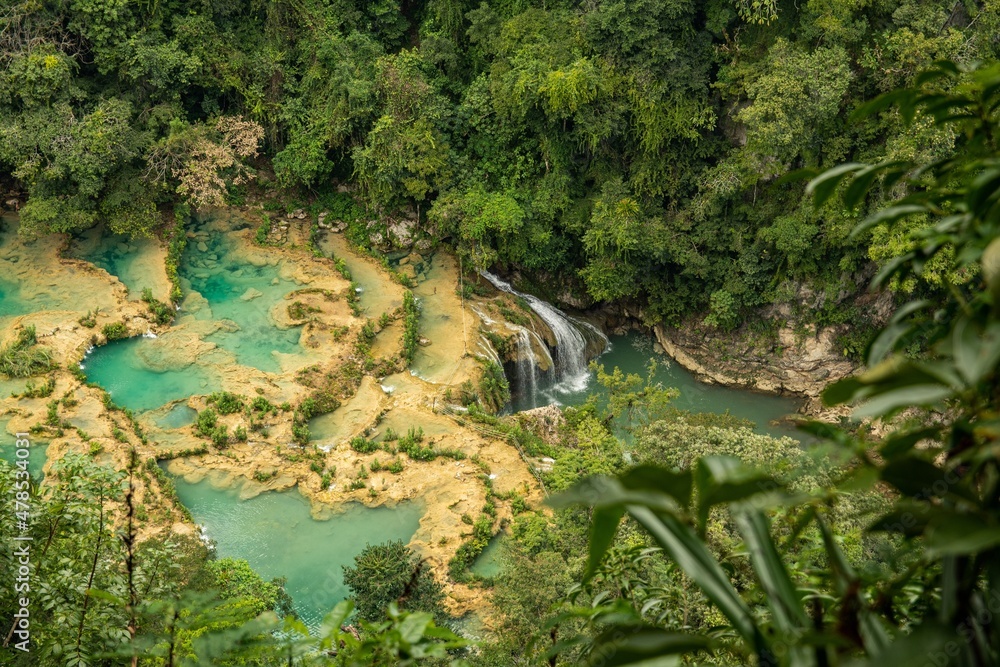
[350,436,379,454]
[207,391,245,414]
[342,541,446,622]
[102,322,129,341]
[141,288,174,325]
[195,408,218,436]
[0,326,53,378]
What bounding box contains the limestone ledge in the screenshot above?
[652,322,857,419]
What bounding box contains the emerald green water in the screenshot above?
[180,221,301,373]
[0,417,48,480]
[171,476,423,627]
[70,227,165,300]
[470,535,504,578]
[554,333,803,440]
[83,337,221,412]
[156,403,198,429]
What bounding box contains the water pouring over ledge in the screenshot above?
[480,271,610,409]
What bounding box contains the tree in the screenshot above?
[342,540,446,623]
[553,61,1000,666]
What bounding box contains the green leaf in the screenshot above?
[851,204,927,239]
[398,611,433,644]
[734,510,809,636]
[620,465,692,506]
[853,384,953,419]
[850,89,916,121]
[879,426,941,459]
[586,628,712,666]
[926,513,1000,556]
[872,252,914,288]
[806,163,864,206]
[772,167,819,187]
[586,505,626,581]
[880,458,972,501]
[983,236,1000,304]
[843,161,907,210]
[822,376,866,406]
[628,505,764,651]
[694,456,782,534]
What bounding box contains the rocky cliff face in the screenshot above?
[651,321,857,415]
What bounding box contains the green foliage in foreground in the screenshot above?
[547,62,1000,667]
[0,454,466,666]
[0,325,53,378]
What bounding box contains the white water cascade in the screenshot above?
[481,271,609,407]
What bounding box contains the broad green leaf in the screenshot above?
[585,505,626,581]
[398,611,432,644]
[926,514,1000,556]
[694,456,782,534]
[806,163,864,206]
[843,161,907,210]
[620,465,693,506]
[586,628,712,667]
[853,384,953,419]
[850,89,916,121]
[879,426,941,459]
[628,505,764,651]
[734,510,809,636]
[851,204,927,239]
[880,458,974,501]
[983,236,1000,303]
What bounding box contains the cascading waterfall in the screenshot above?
[481,271,609,407]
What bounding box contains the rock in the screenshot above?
[387,218,418,249]
[240,288,263,301]
[418,337,431,347]
[398,256,410,266]
[331,221,347,233]
[4,198,20,210]
[196,242,208,252]
[294,208,306,219]
[414,238,433,254]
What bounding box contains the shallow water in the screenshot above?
[171,476,422,627]
[156,403,199,429]
[83,337,221,412]
[0,216,117,325]
[0,416,48,479]
[410,253,477,384]
[521,333,803,440]
[317,232,403,318]
[470,534,504,578]
[180,220,302,373]
[69,226,170,301]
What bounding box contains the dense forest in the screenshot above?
[2,1,1000,666]
[3,0,997,326]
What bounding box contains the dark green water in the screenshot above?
[171,476,423,627]
[540,333,803,441]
